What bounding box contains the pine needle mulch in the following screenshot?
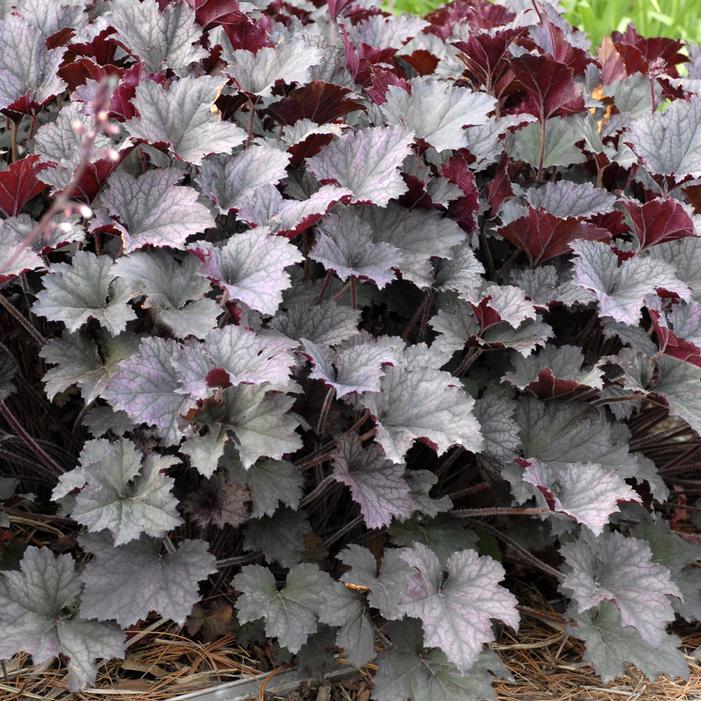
[1,608,699,701]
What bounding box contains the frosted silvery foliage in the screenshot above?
[0,0,699,696]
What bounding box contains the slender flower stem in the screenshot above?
[0,400,63,476]
[0,292,45,345]
[1,83,111,276]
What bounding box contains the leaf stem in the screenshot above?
[401,288,433,340]
[317,270,334,303]
[332,279,352,302]
[300,475,335,508]
[246,97,256,146]
[10,116,20,163]
[316,386,336,436]
[453,506,549,518]
[324,514,363,548]
[469,519,563,581]
[536,118,546,182]
[0,400,63,476]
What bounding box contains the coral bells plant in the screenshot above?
[0,0,700,696]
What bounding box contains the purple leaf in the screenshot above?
[103,337,195,446]
[521,458,640,535]
[399,543,519,671]
[561,531,681,646]
[101,169,216,252]
[332,433,412,529]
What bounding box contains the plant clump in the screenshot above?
[0,0,699,697]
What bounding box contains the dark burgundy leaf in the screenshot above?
[510,53,585,121]
[530,20,594,75]
[399,50,439,77]
[0,156,49,217]
[268,81,365,125]
[426,0,515,39]
[650,309,701,367]
[613,25,687,77]
[622,198,694,249]
[498,207,611,264]
[454,28,524,93]
[441,153,479,232]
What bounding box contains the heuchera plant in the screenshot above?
[0,0,700,696]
